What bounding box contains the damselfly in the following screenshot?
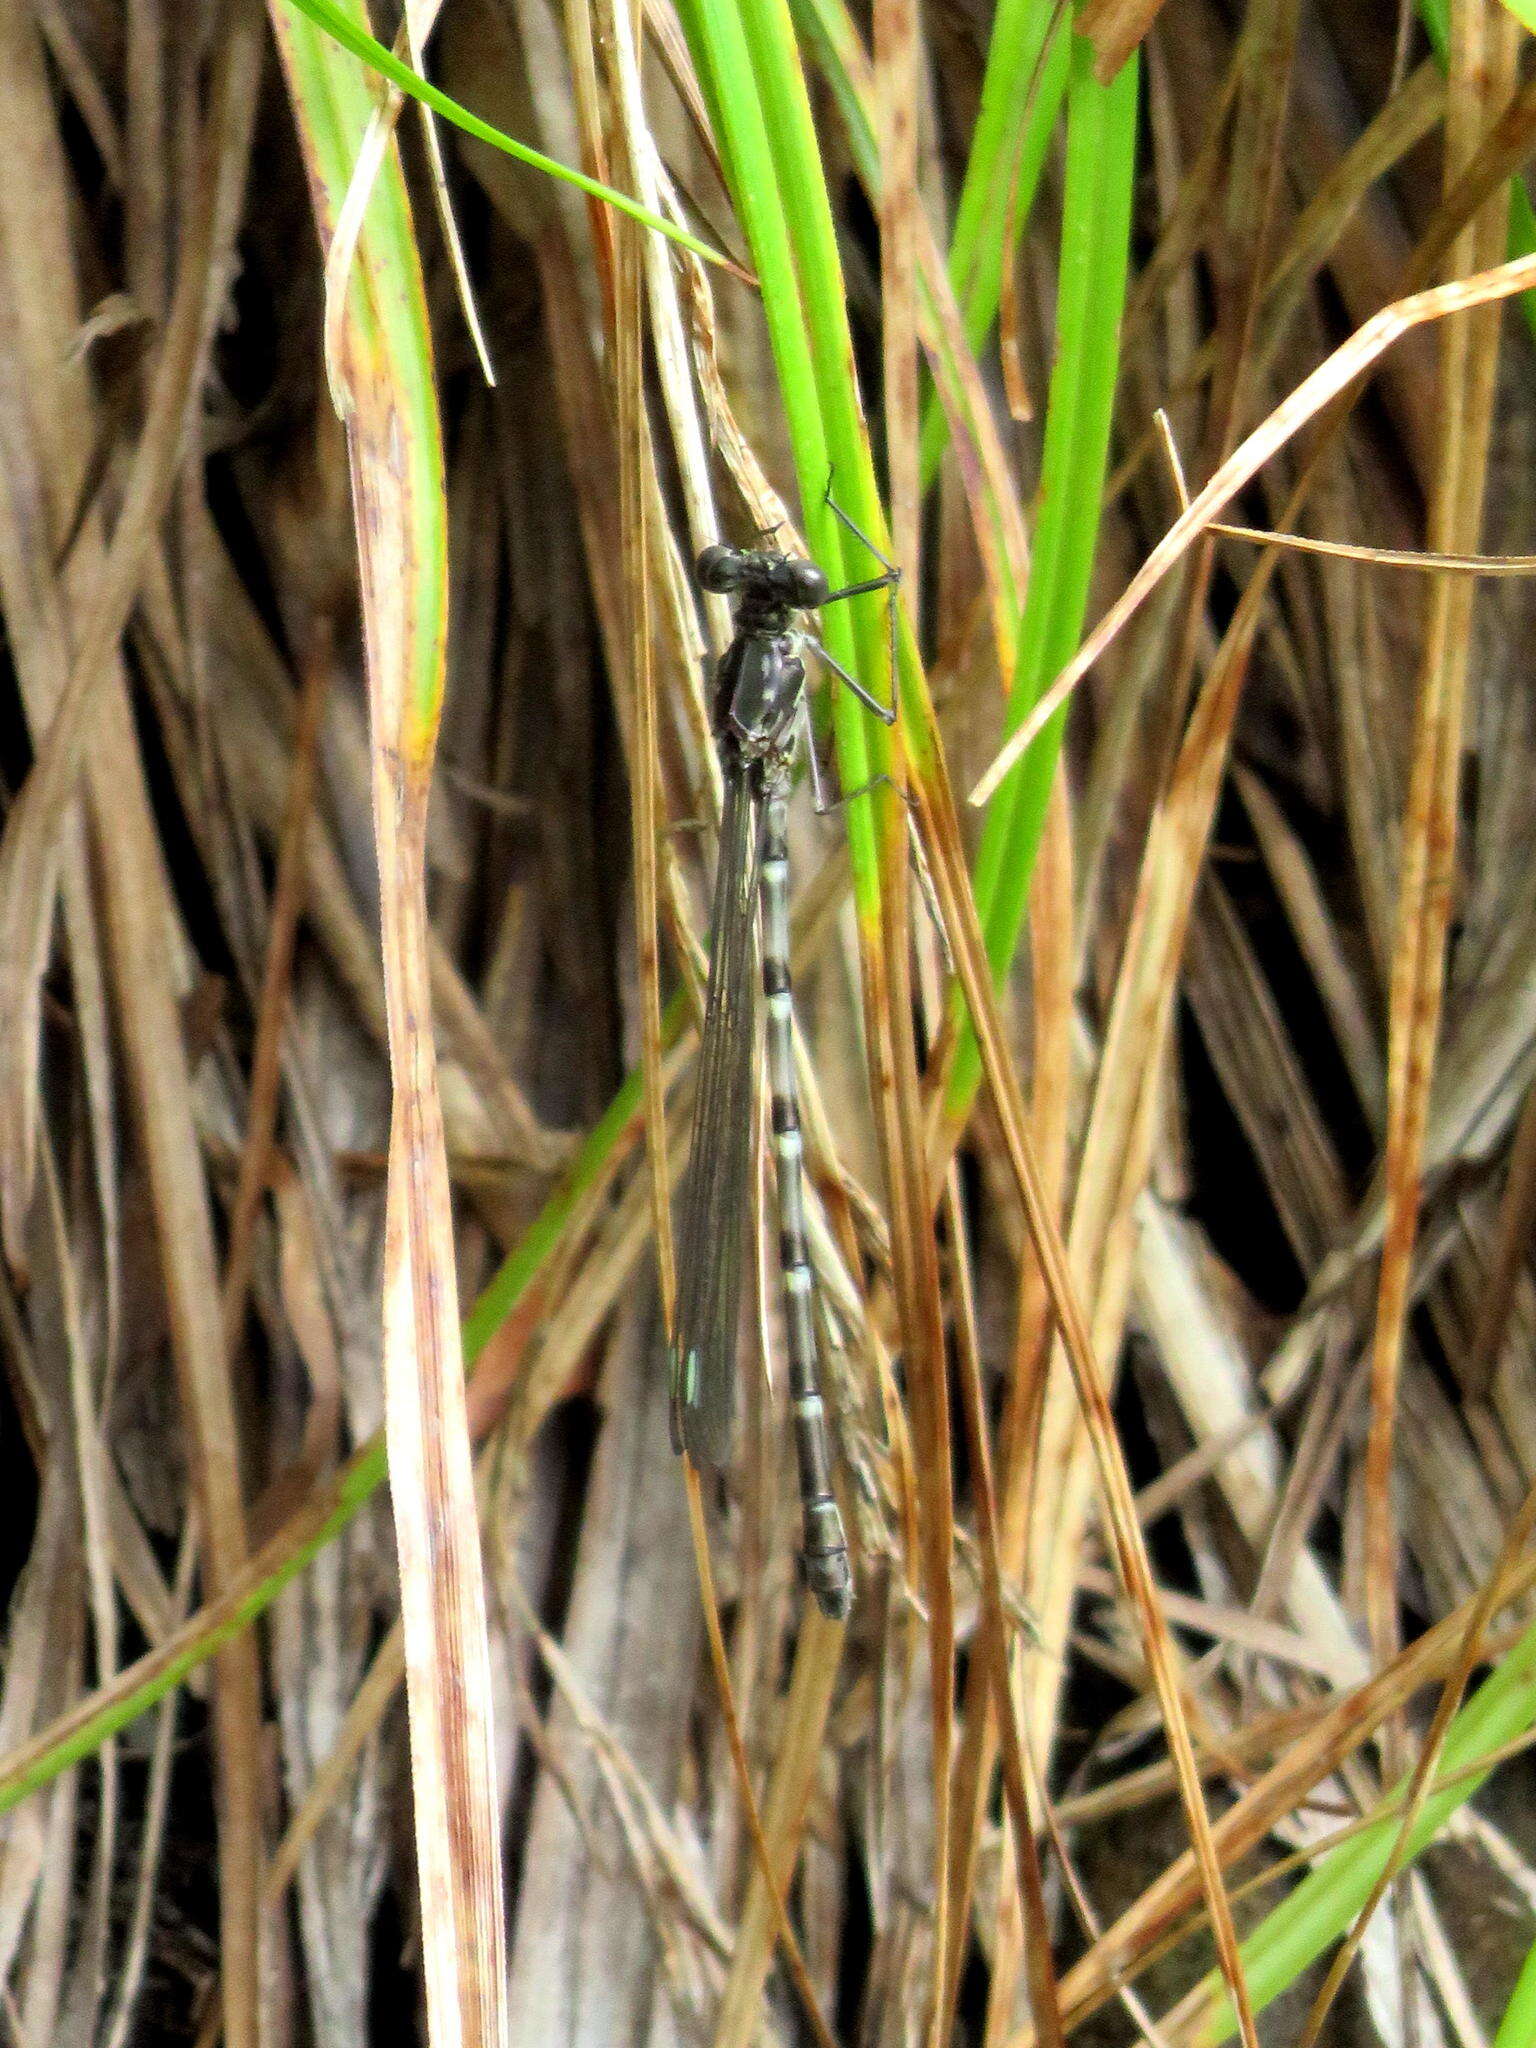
[670,503,900,1619]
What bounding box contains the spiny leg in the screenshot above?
[797,666,907,819]
[802,631,896,725]
[814,472,902,723]
[797,694,903,816]
[821,469,901,578]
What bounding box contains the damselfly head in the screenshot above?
[696,544,830,615]
[779,557,829,609]
[696,544,746,593]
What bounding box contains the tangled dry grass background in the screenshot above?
[4,1,1536,2046]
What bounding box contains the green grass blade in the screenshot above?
[1493,1937,1536,2048]
[0,1449,386,1814]
[461,996,685,1362]
[783,0,878,182]
[1188,1616,1536,2043]
[675,0,898,899]
[281,0,733,269]
[946,35,1138,1117]
[786,0,1068,493]
[780,0,1029,650]
[919,0,1069,485]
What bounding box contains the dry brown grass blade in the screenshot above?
[1079,0,1166,80]
[1038,1546,1536,2038]
[371,760,510,2048]
[220,617,332,1348]
[609,137,669,1340]
[0,424,117,1319]
[871,807,957,2048]
[31,0,122,181]
[1116,55,1446,482]
[0,11,255,1267]
[1467,1073,1536,1396]
[1204,0,1299,470]
[917,232,1031,684]
[682,1469,845,2048]
[943,1168,1065,2048]
[711,1594,847,2048]
[973,246,1536,806]
[270,17,511,2046]
[911,748,1260,2046]
[500,1529,730,2018]
[267,1620,406,1908]
[968,782,1073,2048]
[875,0,920,583]
[0,13,268,2043]
[1112,0,1297,850]
[1253,55,1445,380]
[38,1136,117,2046]
[0,1469,83,2033]
[1122,51,1239,360]
[1363,4,1522,1699]
[1210,520,1536,573]
[99,1529,195,2048]
[188,1608,404,2045]
[93,497,279,2046]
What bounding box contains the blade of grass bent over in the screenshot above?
[267,10,510,2047]
[283,0,733,270]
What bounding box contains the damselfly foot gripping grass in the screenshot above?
[670,505,900,1620]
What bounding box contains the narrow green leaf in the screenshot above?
[946,35,1138,1116]
[1491,0,1536,35]
[1493,1937,1536,2048]
[282,0,734,270]
[1190,1618,1536,2043]
[919,0,1069,485]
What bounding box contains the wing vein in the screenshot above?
[671,759,762,1467]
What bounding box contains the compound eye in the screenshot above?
[696,545,743,593]
[787,559,829,608]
